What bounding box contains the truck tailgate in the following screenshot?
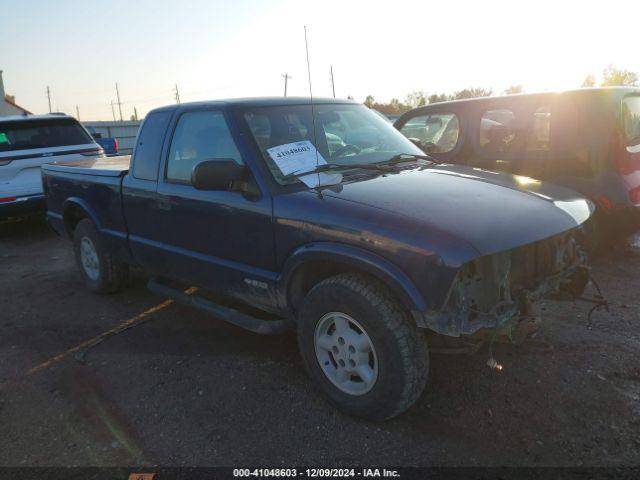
[42,155,131,177]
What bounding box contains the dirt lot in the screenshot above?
[1,219,639,467]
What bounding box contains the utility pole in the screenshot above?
[110,101,116,121]
[75,105,80,120]
[173,83,181,104]
[115,83,123,121]
[282,73,291,96]
[133,107,138,121]
[330,65,335,98]
[46,86,52,113]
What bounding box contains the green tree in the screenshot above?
[453,87,492,100]
[601,65,639,86]
[504,85,524,95]
[427,93,451,104]
[364,95,375,108]
[582,74,596,87]
[405,90,427,108]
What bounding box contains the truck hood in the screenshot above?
[320,164,594,257]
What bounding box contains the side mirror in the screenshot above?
[191,159,246,191]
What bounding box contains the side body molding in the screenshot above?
[278,242,428,313]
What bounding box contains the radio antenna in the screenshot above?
[304,26,321,187]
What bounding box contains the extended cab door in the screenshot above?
[155,108,277,310]
[122,109,174,275]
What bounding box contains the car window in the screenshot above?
[0,118,93,152]
[526,105,551,152]
[167,111,243,183]
[132,111,172,181]
[399,113,459,153]
[480,109,517,155]
[622,96,640,144]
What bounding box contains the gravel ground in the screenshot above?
[1,219,639,467]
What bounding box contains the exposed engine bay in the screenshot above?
[422,230,590,338]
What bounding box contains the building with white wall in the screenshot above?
[0,70,31,116]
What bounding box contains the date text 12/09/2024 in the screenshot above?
[233,468,400,477]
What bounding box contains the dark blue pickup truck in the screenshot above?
[42,97,594,420]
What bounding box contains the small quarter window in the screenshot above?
[167,111,243,183]
[400,113,459,153]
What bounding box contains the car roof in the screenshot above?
[0,113,76,123]
[409,87,640,108]
[149,96,358,114]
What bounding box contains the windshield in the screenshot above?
[242,103,423,185]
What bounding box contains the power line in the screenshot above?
[110,101,116,121]
[115,83,123,121]
[282,73,292,96]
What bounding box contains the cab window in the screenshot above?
[399,113,459,153]
[166,111,243,183]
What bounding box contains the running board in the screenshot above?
[147,278,291,335]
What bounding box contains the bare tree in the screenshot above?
[405,90,427,108]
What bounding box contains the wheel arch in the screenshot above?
[62,197,101,238]
[279,243,427,316]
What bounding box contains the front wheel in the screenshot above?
[297,273,428,420]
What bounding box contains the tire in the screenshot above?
[73,218,127,293]
[297,273,428,420]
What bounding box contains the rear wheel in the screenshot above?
[73,218,127,293]
[297,273,428,420]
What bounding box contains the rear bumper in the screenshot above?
[0,194,46,220]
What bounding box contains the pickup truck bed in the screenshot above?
[42,156,132,262]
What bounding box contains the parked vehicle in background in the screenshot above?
[0,114,103,220]
[42,98,593,420]
[394,88,640,243]
[86,126,119,155]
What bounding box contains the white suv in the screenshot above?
[0,114,103,220]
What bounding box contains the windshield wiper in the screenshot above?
[282,162,390,180]
[379,153,438,166]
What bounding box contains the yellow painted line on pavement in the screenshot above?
[26,287,196,376]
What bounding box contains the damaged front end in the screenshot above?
[422,230,589,338]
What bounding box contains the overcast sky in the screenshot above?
[1,0,638,120]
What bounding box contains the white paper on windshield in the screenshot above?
[267,140,342,187]
[267,140,326,175]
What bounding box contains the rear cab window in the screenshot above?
[0,117,94,153]
[132,111,172,180]
[399,112,459,154]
